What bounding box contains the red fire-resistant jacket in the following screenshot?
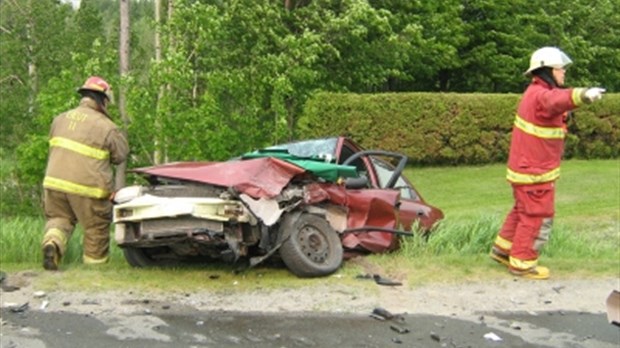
[506,77,587,185]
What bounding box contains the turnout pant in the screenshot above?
[493,182,555,271]
[42,189,112,264]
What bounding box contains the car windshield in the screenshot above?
[263,138,338,159]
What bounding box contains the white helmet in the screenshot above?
[525,47,572,75]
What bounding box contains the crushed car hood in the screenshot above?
[132,157,307,198]
[133,155,359,199]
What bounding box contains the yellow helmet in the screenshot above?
[525,47,572,76]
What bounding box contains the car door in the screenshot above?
[337,138,443,232]
[369,157,443,232]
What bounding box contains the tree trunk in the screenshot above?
[164,0,175,163]
[25,0,37,116]
[153,0,174,164]
[153,0,163,165]
[116,0,131,190]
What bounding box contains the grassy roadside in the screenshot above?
[397,158,619,282]
[0,159,618,292]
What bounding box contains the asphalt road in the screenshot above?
[1,307,618,348]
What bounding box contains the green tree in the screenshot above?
[0,0,74,149]
[453,0,619,92]
[70,0,105,54]
[127,0,420,166]
[555,0,620,90]
[367,0,468,92]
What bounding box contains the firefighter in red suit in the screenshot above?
[490,47,605,279]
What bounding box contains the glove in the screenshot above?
[584,87,606,102]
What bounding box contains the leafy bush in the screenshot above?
[299,92,620,164]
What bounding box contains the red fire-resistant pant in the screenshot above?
[494,182,555,268]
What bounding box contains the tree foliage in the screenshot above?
[1,0,619,216]
[0,0,74,147]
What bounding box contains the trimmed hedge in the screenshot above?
[297,92,620,165]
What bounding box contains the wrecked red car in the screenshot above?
[113,137,443,277]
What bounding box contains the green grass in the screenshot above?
[0,159,618,291]
[397,158,620,283]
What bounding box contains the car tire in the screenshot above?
[123,247,165,268]
[279,213,343,277]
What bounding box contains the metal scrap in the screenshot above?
[9,302,29,313]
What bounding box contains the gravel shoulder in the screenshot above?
[1,270,618,318]
[1,270,619,348]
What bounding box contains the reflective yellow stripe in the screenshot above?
[44,176,109,199]
[50,137,109,160]
[506,167,560,184]
[83,254,109,264]
[509,256,538,270]
[494,236,512,250]
[572,88,585,106]
[514,115,565,139]
[43,228,68,247]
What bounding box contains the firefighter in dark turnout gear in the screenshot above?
[490,47,605,279]
[42,76,129,270]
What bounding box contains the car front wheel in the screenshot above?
[122,246,173,268]
[279,213,343,277]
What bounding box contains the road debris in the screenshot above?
[483,332,502,341]
[9,302,29,313]
[371,307,394,320]
[373,274,402,286]
[355,273,403,286]
[390,324,410,334]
